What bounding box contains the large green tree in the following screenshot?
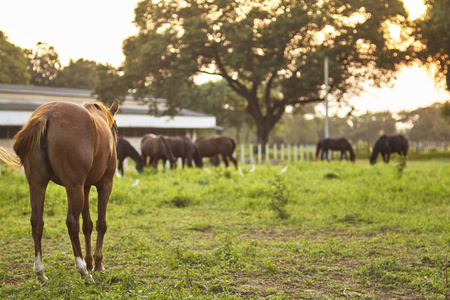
[122,0,411,147]
[418,0,450,90]
[53,58,98,89]
[194,80,251,141]
[348,111,397,144]
[399,103,450,142]
[92,64,127,105]
[0,31,30,84]
[26,42,61,86]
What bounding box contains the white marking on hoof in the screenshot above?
[34,252,48,285]
[75,257,88,278]
[84,274,95,285]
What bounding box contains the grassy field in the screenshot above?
[0,156,449,299]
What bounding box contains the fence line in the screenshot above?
[240,143,326,164]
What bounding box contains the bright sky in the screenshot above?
[0,0,448,114]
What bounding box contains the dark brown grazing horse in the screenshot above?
[193,135,238,169]
[163,136,196,168]
[0,100,119,285]
[315,137,355,162]
[140,134,177,168]
[370,134,409,164]
[117,136,145,176]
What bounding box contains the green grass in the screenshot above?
[0,157,449,299]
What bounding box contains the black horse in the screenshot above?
[315,138,355,162]
[370,134,409,164]
[117,136,145,176]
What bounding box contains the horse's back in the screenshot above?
[19,102,115,186]
[195,135,235,156]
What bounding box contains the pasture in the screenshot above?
[0,157,449,299]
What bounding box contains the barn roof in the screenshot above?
[0,84,217,129]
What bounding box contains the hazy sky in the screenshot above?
[0,0,448,114]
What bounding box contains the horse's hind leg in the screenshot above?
[94,179,112,272]
[221,154,229,168]
[228,154,238,169]
[29,183,48,285]
[82,186,94,271]
[65,186,89,279]
[117,158,124,176]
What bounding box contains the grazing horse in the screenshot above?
[163,136,196,168]
[117,136,145,176]
[370,134,409,164]
[140,134,176,168]
[315,138,355,162]
[193,135,238,169]
[0,100,119,285]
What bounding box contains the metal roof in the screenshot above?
[0,84,216,128]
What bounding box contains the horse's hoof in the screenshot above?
[95,266,105,272]
[38,275,48,286]
[84,274,95,285]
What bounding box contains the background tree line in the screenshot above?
[0,0,449,149]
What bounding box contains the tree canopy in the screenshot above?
[0,31,30,84]
[53,59,98,89]
[417,0,450,90]
[122,0,412,147]
[26,42,61,86]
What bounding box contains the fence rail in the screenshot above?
[238,143,324,164]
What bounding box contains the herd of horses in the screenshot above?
[117,133,238,175]
[0,100,410,285]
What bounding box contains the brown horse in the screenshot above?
[163,136,195,168]
[117,136,145,176]
[315,137,355,162]
[370,134,409,164]
[193,135,237,169]
[140,134,177,168]
[0,100,119,285]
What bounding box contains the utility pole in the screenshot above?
[324,56,329,138]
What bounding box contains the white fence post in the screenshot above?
[258,144,262,164]
[241,143,245,164]
[287,144,291,161]
[249,143,253,163]
[281,144,285,160]
[300,145,304,161]
[294,145,298,162]
[273,144,277,160]
[265,144,269,162]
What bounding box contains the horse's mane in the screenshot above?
[82,102,116,128]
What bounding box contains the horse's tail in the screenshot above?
[315,141,322,160]
[4,115,48,167]
[159,135,176,163]
[0,146,21,167]
[229,137,237,154]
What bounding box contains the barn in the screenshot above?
[0,84,217,151]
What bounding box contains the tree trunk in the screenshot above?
[255,120,271,154]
